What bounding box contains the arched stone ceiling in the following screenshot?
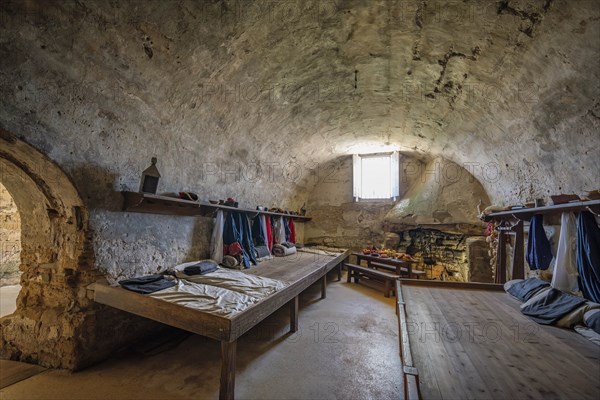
[0,0,598,207]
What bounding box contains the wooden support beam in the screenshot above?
[220,340,237,400]
[289,296,299,333]
[496,229,507,284]
[337,263,342,281]
[321,274,327,299]
[512,220,525,280]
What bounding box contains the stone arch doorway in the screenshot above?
[0,129,97,368]
[0,182,22,316]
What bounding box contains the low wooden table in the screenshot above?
[352,252,420,278]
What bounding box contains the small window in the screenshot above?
[353,152,399,201]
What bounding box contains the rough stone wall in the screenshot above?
[0,0,598,280]
[305,154,423,248]
[1,131,165,370]
[0,182,21,284]
[305,154,489,249]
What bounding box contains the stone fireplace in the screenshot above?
[381,157,494,282]
[386,228,492,282]
[399,228,467,281]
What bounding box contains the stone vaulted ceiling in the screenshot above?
[0,0,598,207]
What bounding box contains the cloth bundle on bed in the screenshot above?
[521,288,587,325]
[505,278,600,343]
[144,260,290,316]
[170,260,287,299]
[273,242,297,257]
[119,274,177,294]
[506,277,550,302]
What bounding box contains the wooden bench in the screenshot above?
[345,263,398,297]
[371,262,426,279]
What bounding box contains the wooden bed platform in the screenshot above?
[88,249,349,400]
[396,279,600,400]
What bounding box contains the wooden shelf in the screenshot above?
[484,199,600,222]
[122,191,312,222]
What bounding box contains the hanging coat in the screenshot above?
[526,214,553,270]
[289,218,296,244]
[276,217,287,244]
[265,216,273,252]
[223,212,239,245]
[252,215,266,246]
[576,211,600,303]
[284,217,292,242]
[235,212,257,268]
[210,210,225,263]
[551,212,579,293]
[260,215,271,254]
[241,213,257,266]
[272,217,281,244]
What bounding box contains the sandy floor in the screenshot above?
[0,272,401,399]
[0,284,20,317]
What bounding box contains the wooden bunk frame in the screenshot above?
[88,250,349,400]
[396,279,600,400]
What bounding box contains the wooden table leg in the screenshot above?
[289,296,299,333]
[220,340,236,400]
[321,274,327,299]
[337,263,342,281]
[346,264,352,283]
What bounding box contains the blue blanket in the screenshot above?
[576,211,600,303]
[506,278,550,302]
[119,274,176,294]
[526,214,553,270]
[521,288,586,325]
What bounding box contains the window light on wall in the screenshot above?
[352,151,400,201]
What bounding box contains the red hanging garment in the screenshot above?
[289,218,296,244]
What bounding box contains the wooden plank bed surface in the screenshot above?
[87,249,349,399]
[401,283,600,400]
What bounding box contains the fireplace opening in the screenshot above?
[393,228,492,282]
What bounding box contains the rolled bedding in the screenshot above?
[254,245,273,261]
[273,243,297,257]
[183,260,218,276]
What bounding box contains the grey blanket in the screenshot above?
[521,288,587,325]
[507,278,550,302]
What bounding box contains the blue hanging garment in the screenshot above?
[223,212,239,245]
[284,217,292,242]
[576,211,600,303]
[526,214,553,270]
[252,215,266,246]
[234,212,257,268]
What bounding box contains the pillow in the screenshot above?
[574,325,600,346]
[221,255,243,270]
[506,278,550,302]
[555,302,600,328]
[171,259,218,273]
[584,309,600,334]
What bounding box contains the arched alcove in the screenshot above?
[0,182,22,317]
[0,129,97,368]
